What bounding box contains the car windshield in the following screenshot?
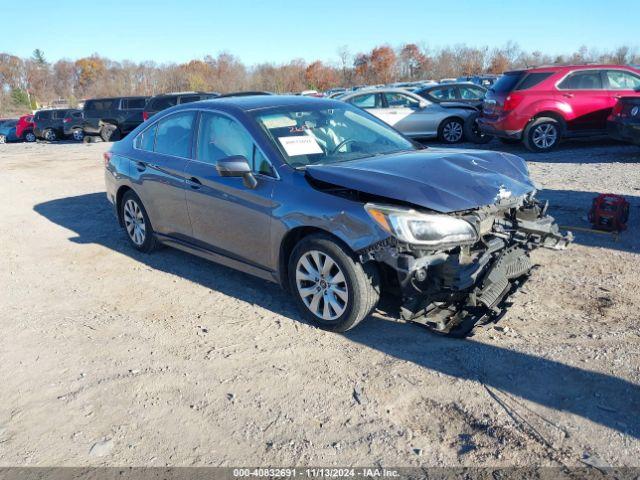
[253,105,416,167]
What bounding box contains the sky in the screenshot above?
[1,0,638,65]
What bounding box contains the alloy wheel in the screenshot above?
[0,135,5,144]
[72,129,84,141]
[123,199,146,246]
[443,121,463,142]
[25,132,36,142]
[532,123,558,149]
[295,250,348,321]
[45,130,56,142]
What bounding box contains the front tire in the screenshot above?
[0,135,6,144]
[43,129,57,142]
[120,191,157,252]
[24,131,36,142]
[523,117,561,152]
[438,118,464,144]
[72,129,84,141]
[288,235,379,332]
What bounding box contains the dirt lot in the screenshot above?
[1,138,639,468]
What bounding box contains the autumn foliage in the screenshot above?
[1,43,638,115]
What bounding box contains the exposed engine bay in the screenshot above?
[358,194,572,336]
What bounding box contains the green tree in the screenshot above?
[10,88,31,108]
[31,49,47,66]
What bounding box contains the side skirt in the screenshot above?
[155,233,279,284]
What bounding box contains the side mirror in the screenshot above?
[216,155,257,189]
[418,99,429,109]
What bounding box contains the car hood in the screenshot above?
[305,149,535,213]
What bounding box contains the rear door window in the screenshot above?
[429,86,457,100]
[384,92,421,108]
[85,99,117,111]
[558,70,603,90]
[459,86,486,99]
[148,96,178,111]
[36,111,52,120]
[605,70,640,90]
[123,98,146,109]
[53,110,68,119]
[154,111,195,158]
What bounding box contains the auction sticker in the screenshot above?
[278,136,323,156]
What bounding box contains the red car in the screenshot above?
[478,65,640,152]
[16,114,36,142]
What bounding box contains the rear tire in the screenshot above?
[288,234,379,332]
[523,117,561,152]
[100,124,121,142]
[438,118,464,144]
[464,112,493,144]
[120,191,157,253]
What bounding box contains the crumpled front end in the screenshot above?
[359,194,572,336]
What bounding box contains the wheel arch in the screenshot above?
[115,185,134,227]
[530,110,567,134]
[278,226,356,289]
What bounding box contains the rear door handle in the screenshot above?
[188,177,202,189]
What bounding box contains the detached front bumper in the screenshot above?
[361,198,572,336]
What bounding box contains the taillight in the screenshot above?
[63,117,72,123]
[142,111,149,121]
[103,151,113,167]
[503,92,523,112]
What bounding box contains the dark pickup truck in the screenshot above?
[82,96,149,141]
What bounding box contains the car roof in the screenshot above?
[86,96,149,101]
[188,94,347,112]
[508,64,640,74]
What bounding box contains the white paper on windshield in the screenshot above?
[278,136,323,156]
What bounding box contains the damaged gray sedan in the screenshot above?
[104,95,571,337]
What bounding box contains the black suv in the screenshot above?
[143,92,219,121]
[33,108,82,141]
[82,96,149,142]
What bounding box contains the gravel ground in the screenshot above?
[1,137,639,468]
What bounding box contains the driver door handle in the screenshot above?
[187,177,202,189]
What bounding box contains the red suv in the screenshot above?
[16,114,36,142]
[478,65,640,152]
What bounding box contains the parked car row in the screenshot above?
[3,66,639,150]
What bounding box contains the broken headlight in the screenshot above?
[365,203,478,247]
